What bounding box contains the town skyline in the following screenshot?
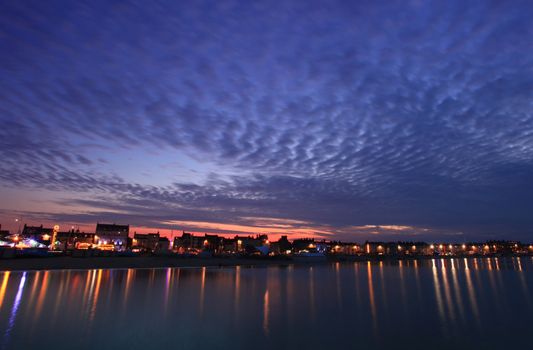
[2,219,532,244]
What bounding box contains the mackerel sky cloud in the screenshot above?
[1,0,532,240]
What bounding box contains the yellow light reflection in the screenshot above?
[378,261,388,311]
[34,271,50,321]
[89,269,103,322]
[199,267,206,317]
[353,263,362,304]
[516,258,531,302]
[123,268,134,307]
[485,259,498,299]
[0,272,10,310]
[413,259,422,302]
[367,262,377,332]
[27,271,41,309]
[81,270,92,313]
[440,259,456,322]
[335,262,342,310]
[398,259,407,312]
[52,271,70,321]
[234,265,240,311]
[450,260,465,323]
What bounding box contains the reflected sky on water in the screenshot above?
[0,258,532,350]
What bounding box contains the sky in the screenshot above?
[1,0,532,242]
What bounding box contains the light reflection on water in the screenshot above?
[0,258,532,350]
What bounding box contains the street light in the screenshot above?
[15,218,23,234]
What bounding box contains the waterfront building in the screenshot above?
[203,234,224,253]
[132,232,160,252]
[238,234,268,253]
[95,223,129,250]
[292,238,316,252]
[173,232,205,253]
[172,232,270,255]
[21,224,54,245]
[56,229,95,250]
[277,235,292,253]
[364,241,392,255]
[328,242,362,255]
[155,237,170,253]
[396,242,431,256]
[222,237,238,253]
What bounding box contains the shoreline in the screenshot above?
[0,254,530,272]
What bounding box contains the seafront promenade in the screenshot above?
[1,252,531,271]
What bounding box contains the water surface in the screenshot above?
[0,257,532,349]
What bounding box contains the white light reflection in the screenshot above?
[2,272,27,348]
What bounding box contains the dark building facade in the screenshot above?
[56,230,95,250]
[21,224,53,245]
[0,224,9,240]
[174,232,198,252]
[132,232,160,252]
[95,223,129,250]
[155,237,170,253]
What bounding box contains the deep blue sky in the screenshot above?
[1,0,532,241]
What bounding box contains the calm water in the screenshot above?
[0,258,532,350]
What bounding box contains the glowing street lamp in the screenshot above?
[15,218,22,235]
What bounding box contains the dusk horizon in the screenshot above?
[2,0,533,242]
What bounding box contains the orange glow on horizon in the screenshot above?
[160,219,332,240]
